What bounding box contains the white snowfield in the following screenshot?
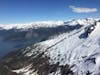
[12,18,100,75]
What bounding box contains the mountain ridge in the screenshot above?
[1,18,100,75]
[0,18,99,30]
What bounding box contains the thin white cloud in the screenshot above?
[69,5,97,13]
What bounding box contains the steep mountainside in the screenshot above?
[2,18,100,75]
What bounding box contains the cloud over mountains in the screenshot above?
[69,5,97,13]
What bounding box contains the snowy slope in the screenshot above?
[3,18,100,75]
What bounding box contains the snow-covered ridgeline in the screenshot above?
[65,18,99,26]
[0,21,64,30]
[22,22,100,75]
[0,18,99,30]
[44,22,100,75]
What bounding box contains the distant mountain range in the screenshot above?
[0,21,64,57]
[0,18,100,75]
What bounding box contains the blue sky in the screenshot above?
[0,0,100,24]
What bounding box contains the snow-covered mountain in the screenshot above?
[0,19,96,57]
[0,21,64,30]
[1,18,100,75]
[0,21,69,57]
[0,18,99,30]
